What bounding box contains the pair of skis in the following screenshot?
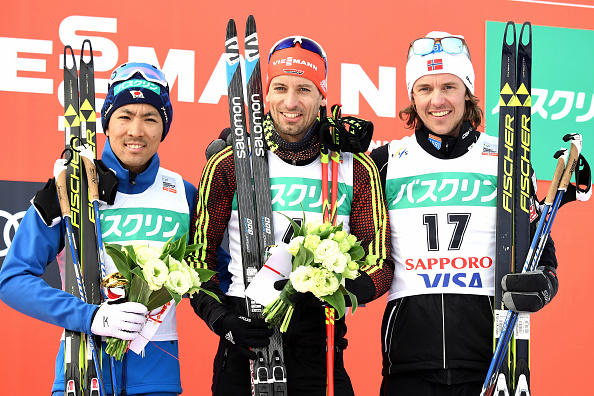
[63,41,109,396]
[490,21,532,396]
[487,21,584,395]
[225,16,287,395]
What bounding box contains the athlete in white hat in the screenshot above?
[370,31,559,395]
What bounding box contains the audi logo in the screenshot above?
[0,210,26,258]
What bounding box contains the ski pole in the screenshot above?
[481,147,569,396]
[322,105,341,396]
[320,136,334,396]
[55,157,107,396]
[528,134,581,272]
[481,153,565,396]
[481,133,582,396]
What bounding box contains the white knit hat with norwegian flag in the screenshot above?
[405,31,475,99]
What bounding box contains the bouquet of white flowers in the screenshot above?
[103,232,217,359]
[263,216,375,332]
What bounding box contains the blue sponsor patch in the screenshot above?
[428,134,442,150]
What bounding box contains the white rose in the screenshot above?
[311,268,339,297]
[322,252,348,274]
[289,265,315,293]
[313,239,340,263]
[183,260,203,295]
[165,270,192,295]
[142,258,169,290]
[168,256,193,279]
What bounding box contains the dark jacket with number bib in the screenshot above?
[370,122,557,385]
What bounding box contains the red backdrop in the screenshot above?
[1,0,593,394]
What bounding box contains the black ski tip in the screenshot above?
[63,45,77,71]
[81,39,94,65]
[503,21,517,46]
[246,15,257,35]
[519,22,532,47]
[226,19,237,36]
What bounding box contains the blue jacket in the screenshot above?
[0,140,221,394]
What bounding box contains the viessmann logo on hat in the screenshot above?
[272,56,320,71]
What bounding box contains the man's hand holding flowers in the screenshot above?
[263,218,370,332]
[91,298,148,341]
[102,233,218,360]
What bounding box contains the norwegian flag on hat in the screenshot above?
[427,59,443,71]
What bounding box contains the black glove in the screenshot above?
[205,128,233,160]
[205,139,229,160]
[502,266,558,313]
[211,311,273,360]
[273,279,325,307]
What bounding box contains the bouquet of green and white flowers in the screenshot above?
[263,217,374,332]
[103,233,217,360]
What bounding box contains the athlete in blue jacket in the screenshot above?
[0,62,229,395]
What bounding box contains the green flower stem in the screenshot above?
[280,306,294,333]
[268,300,284,321]
[105,337,129,361]
[262,297,280,317]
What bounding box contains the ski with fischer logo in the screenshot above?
[63,40,106,396]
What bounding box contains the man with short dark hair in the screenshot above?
[189,36,394,395]
[0,62,213,395]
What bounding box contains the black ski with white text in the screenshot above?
[244,15,288,394]
[225,16,287,395]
